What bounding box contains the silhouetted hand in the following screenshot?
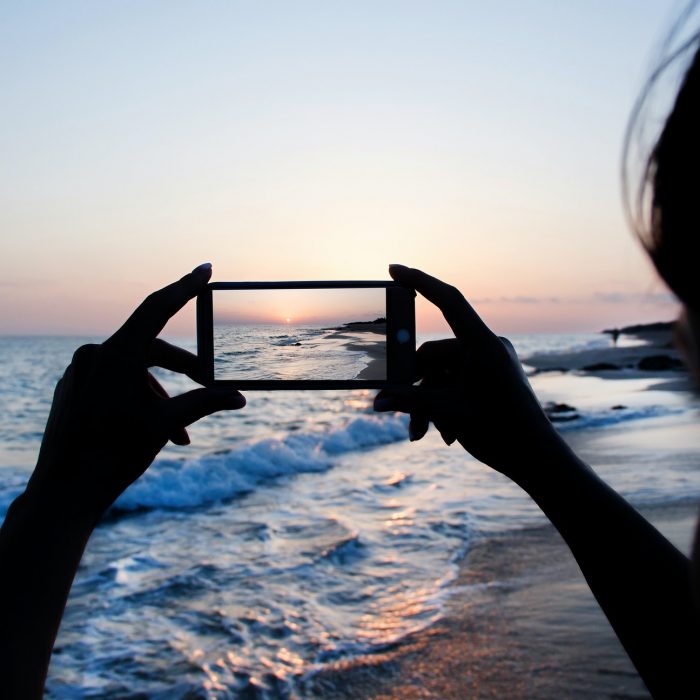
[374,265,561,482]
[24,264,246,523]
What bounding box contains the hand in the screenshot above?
[25,264,246,523]
[374,265,561,483]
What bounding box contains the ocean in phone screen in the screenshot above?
[212,288,387,381]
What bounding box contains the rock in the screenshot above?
[546,402,577,413]
[293,342,302,346]
[637,355,684,371]
[582,362,620,371]
[602,321,676,334]
[549,413,581,422]
[611,405,627,410]
[545,402,580,422]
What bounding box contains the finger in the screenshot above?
[107,263,213,352]
[148,338,202,383]
[374,386,446,415]
[159,387,246,432]
[389,265,490,341]
[416,338,462,376]
[375,389,430,442]
[373,387,415,413]
[409,412,429,441]
[147,372,190,445]
[435,423,458,446]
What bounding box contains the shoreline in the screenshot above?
[354,341,387,380]
[302,326,700,699]
[525,325,689,383]
[304,498,697,699]
[324,328,387,380]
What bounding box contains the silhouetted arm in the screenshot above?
[518,436,698,700]
[0,264,245,699]
[0,490,95,697]
[375,265,700,699]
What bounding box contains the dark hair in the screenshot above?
[624,13,700,311]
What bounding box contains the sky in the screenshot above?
[0,1,692,336]
[213,288,385,326]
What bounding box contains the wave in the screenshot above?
[112,413,410,513]
[217,349,255,357]
[111,405,684,514]
[0,404,690,520]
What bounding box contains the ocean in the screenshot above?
[0,332,698,699]
[212,324,384,381]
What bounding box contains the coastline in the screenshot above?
[303,418,700,699]
[325,325,387,380]
[354,340,387,380]
[302,325,700,699]
[525,325,690,386]
[304,498,697,700]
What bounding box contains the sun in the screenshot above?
[285,317,292,324]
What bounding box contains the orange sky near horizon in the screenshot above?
[0,2,688,338]
[212,288,386,327]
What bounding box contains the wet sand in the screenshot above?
[325,328,387,381]
[353,341,387,380]
[303,413,699,698]
[304,500,696,699]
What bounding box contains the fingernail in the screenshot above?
[374,397,395,411]
[192,262,212,274]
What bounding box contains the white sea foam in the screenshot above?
[0,406,690,520]
[113,413,410,512]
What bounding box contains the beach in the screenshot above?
[1,327,698,698]
[304,422,699,699]
[327,322,387,381]
[302,325,700,699]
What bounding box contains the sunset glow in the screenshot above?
[0,2,682,337]
[213,288,385,328]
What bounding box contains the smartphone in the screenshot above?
[197,281,416,389]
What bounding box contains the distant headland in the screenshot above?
[325,318,386,334]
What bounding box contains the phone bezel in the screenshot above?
[197,281,416,389]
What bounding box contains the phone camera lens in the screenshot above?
[396,329,410,344]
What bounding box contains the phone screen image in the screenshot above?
[212,287,387,382]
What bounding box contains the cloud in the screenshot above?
[472,295,562,304]
[471,291,677,306]
[592,291,677,305]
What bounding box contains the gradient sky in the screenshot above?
[213,288,385,326]
[0,1,689,337]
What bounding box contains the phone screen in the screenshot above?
[212,288,387,381]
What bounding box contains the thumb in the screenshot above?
[160,387,246,430]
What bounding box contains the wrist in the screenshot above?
[18,478,101,537]
[512,429,593,497]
